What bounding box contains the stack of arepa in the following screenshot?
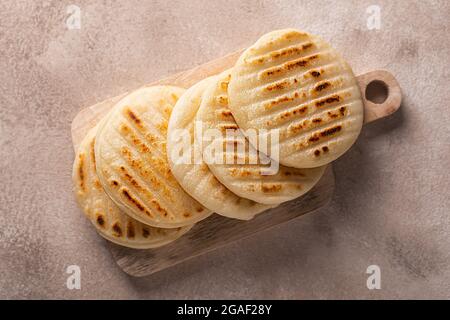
[73,28,364,249]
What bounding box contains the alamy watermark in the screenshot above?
[366,5,381,30]
[66,5,81,30]
[66,265,81,290]
[366,265,381,290]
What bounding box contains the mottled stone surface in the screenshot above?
[0,0,449,299]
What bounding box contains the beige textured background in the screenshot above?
[0,0,449,299]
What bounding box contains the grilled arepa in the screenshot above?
[95,86,212,228]
[167,77,272,220]
[196,69,326,205]
[228,28,364,168]
[73,125,193,249]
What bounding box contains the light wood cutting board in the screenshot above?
[71,50,401,277]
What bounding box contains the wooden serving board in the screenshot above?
[71,51,401,277]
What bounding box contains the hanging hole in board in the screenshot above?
[365,80,389,104]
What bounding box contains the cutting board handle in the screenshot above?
[356,70,402,124]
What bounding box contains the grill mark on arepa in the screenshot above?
[116,164,172,219]
[280,105,349,139]
[120,148,167,191]
[118,122,157,152]
[281,114,359,157]
[261,87,355,128]
[117,122,176,185]
[126,221,135,238]
[229,31,363,169]
[122,109,166,143]
[313,81,331,93]
[219,123,239,132]
[259,53,321,79]
[242,181,298,194]
[261,183,283,193]
[315,94,341,107]
[231,172,310,187]
[243,61,339,95]
[76,126,191,246]
[205,70,323,203]
[151,199,170,218]
[142,227,150,238]
[271,104,309,122]
[264,90,307,110]
[156,120,168,135]
[282,170,305,177]
[248,61,336,102]
[157,99,175,120]
[93,179,102,190]
[119,146,176,195]
[228,167,264,178]
[252,30,309,55]
[264,79,292,92]
[275,96,355,133]
[114,168,171,219]
[124,108,144,128]
[280,105,355,144]
[245,42,315,65]
[95,213,106,228]
[220,80,229,91]
[260,74,348,114]
[90,138,96,171]
[241,62,340,115]
[112,222,123,237]
[314,146,331,157]
[170,93,180,104]
[291,125,343,152]
[103,135,192,221]
[303,63,341,81]
[77,153,86,192]
[119,123,151,152]
[120,120,165,153]
[215,95,228,105]
[120,187,154,218]
[223,138,246,149]
[119,165,144,191]
[310,76,345,97]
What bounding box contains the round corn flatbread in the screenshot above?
[196,69,326,205]
[167,77,273,220]
[94,86,212,228]
[72,125,193,249]
[228,28,364,168]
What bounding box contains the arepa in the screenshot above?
[196,69,326,205]
[167,77,272,220]
[72,125,192,249]
[228,29,364,168]
[95,86,212,228]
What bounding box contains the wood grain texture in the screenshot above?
[71,51,401,277]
